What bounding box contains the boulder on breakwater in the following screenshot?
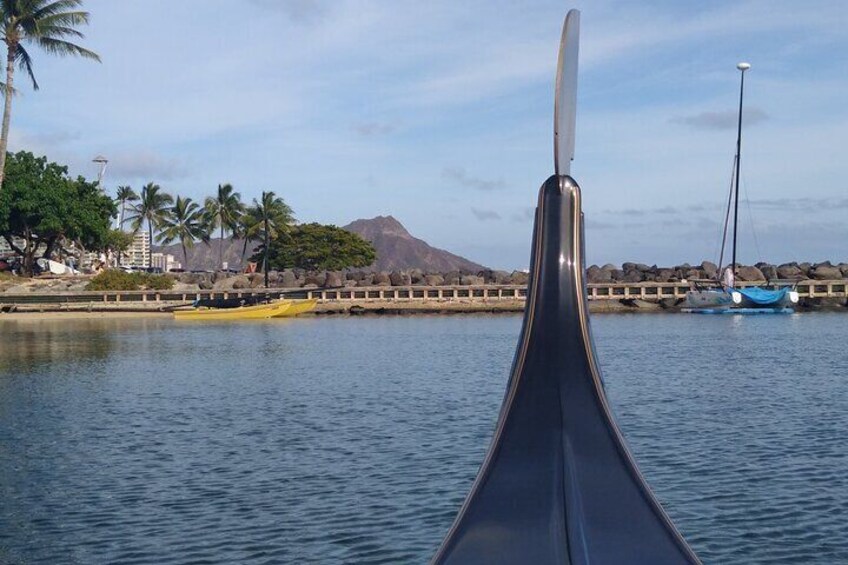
[155,260,848,293]
[7,261,843,295]
[166,268,533,291]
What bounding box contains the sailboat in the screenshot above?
[431,10,700,564]
[685,62,798,314]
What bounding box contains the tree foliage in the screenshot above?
[247,191,294,242]
[204,183,244,269]
[246,190,294,286]
[102,229,134,255]
[255,223,376,271]
[0,151,115,275]
[126,182,173,267]
[158,195,207,269]
[86,269,173,291]
[115,185,138,231]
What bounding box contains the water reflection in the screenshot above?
[1,319,114,372]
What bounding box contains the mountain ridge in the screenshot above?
[342,215,486,272]
[153,215,487,272]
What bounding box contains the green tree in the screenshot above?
[203,183,243,270]
[158,195,207,270]
[115,185,137,231]
[102,228,133,257]
[0,0,100,189]
[236,206,261,266]
[101,228,133,266]
[0,151,114,275]
[254,223,375,272]
[126,182,172,268]
[247,190,293,287]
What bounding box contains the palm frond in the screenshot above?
[34,10,89,30]
[31,0,85,21]
[2,0,17,18]
[116,185,138,202]
[36,36,99,60]
[34,24,85,39]
[14,44,39,90]
[158,194,207,250]
[125,211,144,233]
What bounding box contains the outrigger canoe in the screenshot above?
[173,298,318,320]
[173,300,292,320]
[273,298,318,317]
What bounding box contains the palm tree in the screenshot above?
[0,0,100,189]
[115,185,138,231]
[126,182,173,268]
[237,206,262,266]
[158,196,207,270]
[248,191,294,287]
[203,183,243,271]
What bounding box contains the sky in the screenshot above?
[8,0,848,270]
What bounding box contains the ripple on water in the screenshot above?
[0,314,846,564]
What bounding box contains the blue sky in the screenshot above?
[8,0,848,269]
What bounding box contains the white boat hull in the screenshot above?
[686,289,733,309]
[687,287,798,310]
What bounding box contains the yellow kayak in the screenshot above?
[174,300,292,320]
[272,298,318,318]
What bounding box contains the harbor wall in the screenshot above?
[2,280,847,315]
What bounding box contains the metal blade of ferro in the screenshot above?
[554,9,579,176]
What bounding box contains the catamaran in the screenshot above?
[431,10,701,564]
[685,62,798,314]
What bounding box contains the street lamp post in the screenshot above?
[730,62,750,280]
[92,155,108,188]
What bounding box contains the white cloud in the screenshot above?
[671,108,769,130]
[5,0,846,269]
[107,151,190,182]
[442,167,506,191]
[470,207,501,221]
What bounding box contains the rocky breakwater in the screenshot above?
[585,260,848,284]
[170,268,531,291]
[584,260,848,311]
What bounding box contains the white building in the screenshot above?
[124,231,150,268]
[150,252,181,272]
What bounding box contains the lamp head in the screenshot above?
[737,62,751,71]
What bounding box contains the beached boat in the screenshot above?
[173,300,291,320]
[686,62,797,314]
[431,10,700,564]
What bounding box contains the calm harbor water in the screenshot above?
[1,313,847,564]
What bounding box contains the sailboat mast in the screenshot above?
[731,62,750,279]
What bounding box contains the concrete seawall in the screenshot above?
[2,280,846,315]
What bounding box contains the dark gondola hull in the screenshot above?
[432,176,699,564]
